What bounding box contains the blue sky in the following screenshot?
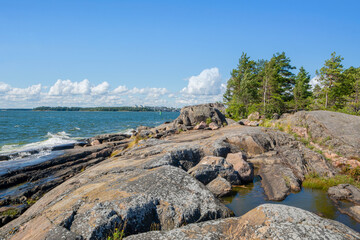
[0,0,359,108]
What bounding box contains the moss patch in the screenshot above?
[0,208,19,217]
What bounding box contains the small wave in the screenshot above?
[121,128,135,135]
[0,131,79,156]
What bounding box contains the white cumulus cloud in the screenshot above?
[113,85,128,94]
[128,87,168,96]
[91,81,109,95]
[181,67,222,95]
[0,82,11,93]
[310,76,320,87]
[49,79,90,96]
[8,84,42,95]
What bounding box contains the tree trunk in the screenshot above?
[325,92,328,109]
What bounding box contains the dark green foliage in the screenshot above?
[317,52,345,109]
[223,53,259,119]
[294,67,312,110]
[224,51,360,118]
[224,52,296,118]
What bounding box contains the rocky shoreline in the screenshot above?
[0,103,360,239]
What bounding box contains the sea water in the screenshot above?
[0,110,179,173]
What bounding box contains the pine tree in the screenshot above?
[317,52,344,109]
[344,67,360,113]
[223,53,258,119]
[294,67,312,110]
[259,52,295,116]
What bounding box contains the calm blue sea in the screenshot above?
[0,111,178,173]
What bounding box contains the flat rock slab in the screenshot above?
[280,110,360,158]
[0,163,231,240]
[125,204,360,240]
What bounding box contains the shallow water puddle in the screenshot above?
[223,175,360,232]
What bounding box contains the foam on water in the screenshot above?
[0,131,79,156]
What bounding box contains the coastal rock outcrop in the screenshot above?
[173,103,227,128]
[0,107,346,239]
[0,135,131,227]
[125,204,360,240]
[276,110,360,160]
[328,184,360,222]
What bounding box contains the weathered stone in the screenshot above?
[206,176,232,197]
[193,121,207,130]
[277,110,360,158]
[328,184,360,204]
[259,164,301,201]
[225,152,253,183]
[138,130,152,138]
[125,204,360,240]
[0,165,232,239]
[0,156,9,161]
[90,139,101,146]
[188,156,241,185]
[208,122,219,130]
[136,126,150,132]
[173,103,227,128]
[328,184,360,222]
[211,139,231,158]
[144,145,203,171]
[225,118,237,125]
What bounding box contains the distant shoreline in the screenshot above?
[1,106,180,112]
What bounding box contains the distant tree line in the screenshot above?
[223,52,360,119]
[33,106,180,112]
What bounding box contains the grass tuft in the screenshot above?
[302,173,360,191]
[0,208,19,217]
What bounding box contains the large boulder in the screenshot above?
[125,204,360,240]
[206,176,232,197]
[225,152,254,183]
[259,164,301,201]
[188,156,241,185]
[174,103,227,127]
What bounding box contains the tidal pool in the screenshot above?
[222,175,360,232]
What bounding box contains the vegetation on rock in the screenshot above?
[224,52,360,119]
[303,172,360,191]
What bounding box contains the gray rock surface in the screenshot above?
[328,184,360,222]
[0,164,232,240]
[187,156,241,185]
[206,176,232,197]
[125,204,360,240]
[328,184,360,204]
[225,152,254,183]
[278,110,360,158]
[173,103,227,128]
